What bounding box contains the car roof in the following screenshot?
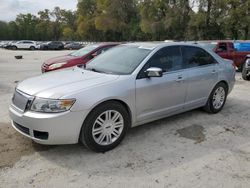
[123,42,164,50]
[80,43,119,50]
[122,42,209,51]
[94,42,120,47]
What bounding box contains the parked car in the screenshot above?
[41,43,119,73]
[0,41,6,48]
[198,41,250,71]
[11,40,38,50]
[9,42,235,152]
[3,41,14,49]
[242,55,250,80]
[40,41,64,50]
[64,42,84,50]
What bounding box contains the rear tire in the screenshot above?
[12,46,17,50]
[203,82,228,114]
[80,101,130,152]
[242,61,250,81]
[30,46,35,50]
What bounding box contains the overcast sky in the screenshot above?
[0,0,78,21]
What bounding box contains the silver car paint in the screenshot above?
[9,42,235,144]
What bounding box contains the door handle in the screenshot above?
[176,75,184,82]
[212,70,217,74]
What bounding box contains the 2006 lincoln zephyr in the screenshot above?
[9,42,235,152]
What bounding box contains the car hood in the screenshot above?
[44,55,81,65]
[17,67,119,99]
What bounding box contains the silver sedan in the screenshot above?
[9,42,235,152]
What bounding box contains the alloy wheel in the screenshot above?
[212,87,225,109]
[92,110,124,146]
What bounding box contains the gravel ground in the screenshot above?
[0,49,250,188]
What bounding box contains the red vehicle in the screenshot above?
[41,43,119,72]
[200,41,250,70]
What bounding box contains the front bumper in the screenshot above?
[9,105,88,145]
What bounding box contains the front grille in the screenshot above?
[12,90,33,112]
[13,122,30,135]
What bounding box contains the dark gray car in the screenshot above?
[40,41,64,50]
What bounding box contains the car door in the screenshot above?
[181,46,219,109]
[17,41,25,48]
[49,42,56,49]
[23,41,31,49]
[135,46,188,123]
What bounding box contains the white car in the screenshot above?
[11,40,38,50]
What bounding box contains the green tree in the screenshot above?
[63,27,75,40]
[0,21,9,40]
[223,0,250,40]
[35,9,53,40]
[15,13,38,40]
[187,0,226,40]
[94,0,138,41]
[77,0,100,41]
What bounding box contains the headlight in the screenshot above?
[30,98,75,113]
[48,62,67,70]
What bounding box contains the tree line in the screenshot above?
[0,0,249,41]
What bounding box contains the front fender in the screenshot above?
[65,76,136,124]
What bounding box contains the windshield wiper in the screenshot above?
[85,67,105,73]
[86,67,117,75]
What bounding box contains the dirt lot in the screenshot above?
[0,49,250,187]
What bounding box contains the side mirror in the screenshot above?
[145,67,163,78]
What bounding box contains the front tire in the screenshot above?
[80,101,130,152]
[203,82,228,113]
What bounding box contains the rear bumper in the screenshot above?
[228,71,236,95]
[9,105,87,145]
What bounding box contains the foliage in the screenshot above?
[0,0,249,41]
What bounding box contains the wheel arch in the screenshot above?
[83,99,132,127]
[218,80,229,92]
[78,99,133,144]
[207,80,229,102]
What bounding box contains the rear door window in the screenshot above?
[182,46,216,68]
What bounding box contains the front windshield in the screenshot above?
[70,44,99,57]
[85,45,151,75]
